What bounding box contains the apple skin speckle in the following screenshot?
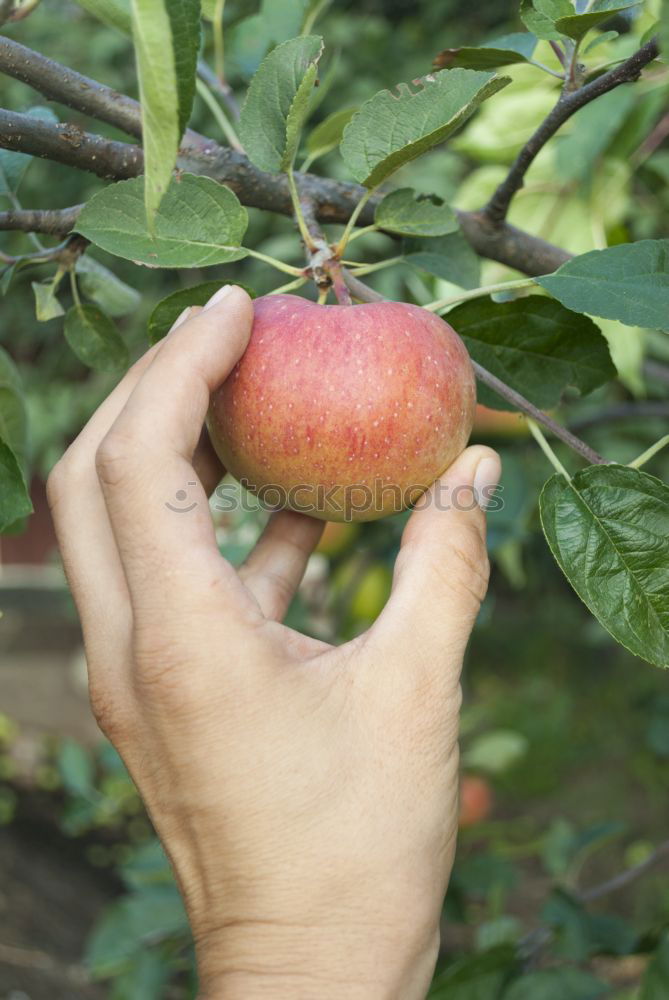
[208,294,476,522]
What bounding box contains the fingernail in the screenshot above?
[203,285,233,311]
[473,455,501,511]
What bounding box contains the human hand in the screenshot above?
[47,285,500,999]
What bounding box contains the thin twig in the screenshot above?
[580,839,669,903]
[485,37,660,224]
[0,205,83,235]
[521,838,669,965]
[0,35,212,155]
[472,362,607,465]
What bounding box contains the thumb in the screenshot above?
[372,445,501,664]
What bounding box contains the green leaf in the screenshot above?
[661,1,669,64]
[504,968,608,1000]
[305,106,358,159]
[0,347,28,470]
[428,946,517,999]
[641,933,669,999]
[147,280,255,344]
[583,29,619,53]
[75,0,131,33]
[402,231,481,289]
[120,839,173,890]
[130,0,200,228]
[260,0,309,41]
[449,296,615,410]
[167,0,201,137]
[520,0,571,40]
[0,107,59,197]
[31,281,65,322]
[75,174,248,268]
[86,885,188,978]
[537,240,669,333]
[238,35,324,172]
[110,949,171,1000]
[540,464,669,669]
[64,304,129,372]
[57,740,95,797]
[76,257,141,317]
[340,68,510,188]
[0,439,32,533]
[463,729,528,774]
[0,265,15,296]
[556,0,642,41]
[374,188,458,237]
[433,32,537,70]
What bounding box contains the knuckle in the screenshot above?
[131,628,196,705]
[46,459,67,511]
[95,429,137,489]
[88,680,129,741]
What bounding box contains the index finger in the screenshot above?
[95,285,255,610]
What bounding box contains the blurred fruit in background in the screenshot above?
[315,520,361,558]
[458,774,494,829]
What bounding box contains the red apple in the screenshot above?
[458,774,493,829]
[209,294,476,522]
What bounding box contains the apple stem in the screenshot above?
[527,419,573,481]
[317,286,329,305]
[328,260,353,305]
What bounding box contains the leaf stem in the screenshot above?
[302,0,329,34]
[195,77,242,151]
[267,276,308,295]
[628,434,669,470]
[213,0,226,83]
[245,249,304,276]
[527,419,572,481]
[317,286,328,304]
[335,188,374,255]
[346,256,403,276]
[287,167,318,252]
[346,224,379,244]
[423,277,536,313]
[68,267,81,308]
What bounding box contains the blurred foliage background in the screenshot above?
[1,0,669,997]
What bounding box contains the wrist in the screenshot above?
[195,919,440,999]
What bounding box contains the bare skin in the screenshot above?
[47,285,501,999]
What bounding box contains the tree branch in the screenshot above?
[0,35,141,137]
[0,38,572,276]
[485,37,660,225]
[0,205,83,235]
[0,109,142,177]
[0,36,212,154]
